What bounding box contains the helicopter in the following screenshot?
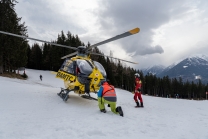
[0,27,140,101]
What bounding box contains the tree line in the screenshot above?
[140,73,208,100]
[1,0,207,100]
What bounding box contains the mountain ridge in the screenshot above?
[141,54,208,83]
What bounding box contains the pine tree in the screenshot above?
[29,43,42,69]
[0,0,28,73]
[26,44,31,68]
[42,43,51,70]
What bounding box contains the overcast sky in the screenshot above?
[14,0,208,69]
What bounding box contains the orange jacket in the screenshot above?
[102,82,116,97]
[98,82,117,102]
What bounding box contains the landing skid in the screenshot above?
[81,95,98,101]
[57,88,74,102]
[57,88,97,102]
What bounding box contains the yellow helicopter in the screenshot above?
[0,27,140,101]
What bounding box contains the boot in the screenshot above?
[140,102,144,107]
[116,106,124,117]
[135,102,140,107]
[100,109,106,113]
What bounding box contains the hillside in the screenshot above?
[0,69,208,139]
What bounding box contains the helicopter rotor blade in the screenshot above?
[0,30,78,50]
[61,51,78,59]
[89,52,138,64]
[86,27,140,51]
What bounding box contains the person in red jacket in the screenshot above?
[134,73,144,107]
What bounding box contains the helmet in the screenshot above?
[134,73,140,77]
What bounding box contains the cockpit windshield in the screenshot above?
[94,61,106,77]
[77,53,87,57]
[59,59,106,77]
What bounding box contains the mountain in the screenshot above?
[142,54,208,83]
[141,65,165,75]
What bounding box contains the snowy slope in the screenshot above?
[0,69,208,139]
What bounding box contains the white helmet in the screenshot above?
[134,73,140,77]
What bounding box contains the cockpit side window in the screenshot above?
[60,59,75,74]
[94,61,107,77]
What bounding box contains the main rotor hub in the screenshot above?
[77,46,86,53]
[77,46,87,57]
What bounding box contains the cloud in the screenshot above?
[16,0,95,41]
[137,45,164,55]
[95,0,192,57]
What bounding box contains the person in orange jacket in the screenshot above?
[134,73,144,107]
[97,80,123,116]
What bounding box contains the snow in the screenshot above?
[183,66,188,68]
[0,69,208,139]
[195,75,202,80]
[188,54,208,61]
[186,54,208,66]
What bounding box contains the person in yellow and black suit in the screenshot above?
[97,80,123,117]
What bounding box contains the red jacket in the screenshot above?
[135,77,142,90]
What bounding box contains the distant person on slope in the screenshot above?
[40,75,42,81]
[97,80,123,117]
[134,73,144,107]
